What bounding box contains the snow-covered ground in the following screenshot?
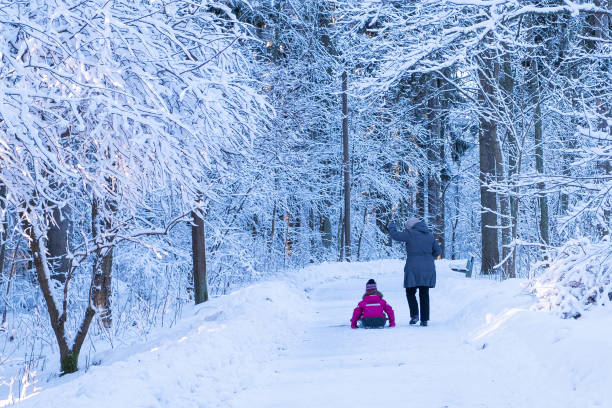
[4,259,611,408]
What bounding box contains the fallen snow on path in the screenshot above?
[9,260,612,408]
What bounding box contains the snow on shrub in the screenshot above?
[528,237,612,319]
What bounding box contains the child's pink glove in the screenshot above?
[390,323,396,328]
[351,323,357,329]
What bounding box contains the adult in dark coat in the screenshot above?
[388,218,441,326]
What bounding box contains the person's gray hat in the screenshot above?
[405,217,420,230]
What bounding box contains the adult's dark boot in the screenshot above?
[409,316,419,325]
[420,321,428,327]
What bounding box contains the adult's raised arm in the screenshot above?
[388,222,412,242]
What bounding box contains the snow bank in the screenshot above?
[470,303,612,407]
[4,281,312,408]
[528,238,612,319]
[3,259,403,407]
[7,258,612,408]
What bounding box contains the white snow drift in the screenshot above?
[4,259,611,408]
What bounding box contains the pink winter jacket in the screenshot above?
[350,295,395,328]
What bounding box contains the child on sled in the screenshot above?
[350,279,395,329]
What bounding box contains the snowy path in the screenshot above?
[226,264,604,408]
[10,260,612,408]
[226,270,518,408]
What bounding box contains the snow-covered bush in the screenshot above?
[528,237,612,319]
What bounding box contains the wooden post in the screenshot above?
[192,210,208,304]
[342,71,351,261]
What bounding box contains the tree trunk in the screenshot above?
[91,198,113,329]
[270,200,277,253]
[46,205,72,283]
[342,71,351,261]
[309,207,316,261]
[251,213,259,238]
[0,184,7,281]
[427,80,446,257]
[192,210,208,305]
[530,58,550,250]
[317,5,337,253]
[24,217,68,353]
[23,210,95,374]
[478,55,501,274]
[93,249,113,328]
[1,240,20,327]
[284,211,300,258]
[587,0,612,237]
[559,134,574,216]
[438,117,448,259]
[479,123,501,274]
[416,175,425,220]
[499,53,516,278]
[338,210,344,261]
[428,174,442,244]
[284,212,291,257]
[508,126,520,278]
[450,181,460,260]
[356,207,367,260]
[320,208,332,249]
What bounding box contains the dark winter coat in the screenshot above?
[388,222,442,288]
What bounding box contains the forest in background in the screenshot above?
[0,0,610,375]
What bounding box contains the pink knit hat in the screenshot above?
[366,279,377,291]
